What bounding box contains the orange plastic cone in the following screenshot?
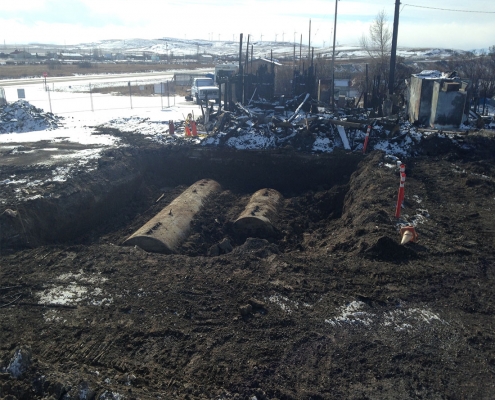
[400,226,418,245]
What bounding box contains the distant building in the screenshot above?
[114,53,127,61]
[199,54,213,64]
[10,50,33,61]
[59,53,83,60]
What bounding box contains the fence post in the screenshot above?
[89,83,94,112]
[128,81,133,109]
[47,87,52,113]
[160,82,163,110]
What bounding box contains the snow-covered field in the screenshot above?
[0,77,203,156]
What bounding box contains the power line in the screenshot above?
[402,3,495,13]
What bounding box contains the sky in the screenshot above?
[1,0,494,51]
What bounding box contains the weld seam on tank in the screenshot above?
[123,179,221,254]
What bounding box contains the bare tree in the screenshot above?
[358,10,393,111]
[448,49,495,113]
[360,10,392,62]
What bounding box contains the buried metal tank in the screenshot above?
[234,188,283,238]
[123,179,221,253]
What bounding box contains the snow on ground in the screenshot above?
[1,73,493,201]
[0,100,62,133]
[325,300,447,332]
[36,269,112,307]
[265,293,447,333]
[0,81,202,162]
[0,89,489,165]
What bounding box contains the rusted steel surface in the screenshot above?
[123,179,221,253]
[234,188,283,238]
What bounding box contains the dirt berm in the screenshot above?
[1,131,495,399]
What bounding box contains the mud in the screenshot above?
[1,131,495,399]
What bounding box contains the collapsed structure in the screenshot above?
[406,70,468,129]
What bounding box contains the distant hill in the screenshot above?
[22,37,473,63]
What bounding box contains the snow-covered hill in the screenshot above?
[51,37,474,62]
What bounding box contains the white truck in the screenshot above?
[187,77,219,104]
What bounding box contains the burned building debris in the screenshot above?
[407,70,468,129]
[179,62,491,157]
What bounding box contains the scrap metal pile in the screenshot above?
[197,93,408,154]
[0,100,64,134]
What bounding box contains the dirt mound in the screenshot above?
[2,132,495,399]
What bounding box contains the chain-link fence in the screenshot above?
[10,79,182,115]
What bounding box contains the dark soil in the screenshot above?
[1,131,495,399]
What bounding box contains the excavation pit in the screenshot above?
[0,146,363,255]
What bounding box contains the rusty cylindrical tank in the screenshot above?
[233,188,283,238]
[123,179,221,253]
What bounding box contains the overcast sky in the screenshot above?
[1,0,494,51]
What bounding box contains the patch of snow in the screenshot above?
[225,130,276,150]
[383,308,445,331]
[99,391,124,400]
[57,269,108,284]
[0,100,63,133]
[414,70,443,79]
[266,293,300,314]
[37,270,111,306]
[312,137,334,153]
[412,195,423,204]
[325,301,373,327]
[373,140,409,157]
[325,300,446,332]
[43,309,64,323]
[37,284,88,305]
[6,349,29,378]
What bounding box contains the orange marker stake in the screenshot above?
[395,171,406,218]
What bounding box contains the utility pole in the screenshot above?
[299,34,302,71]
[251,44,253,73]
[293,42,296,70]
[330,0,339,111]
[239,34,244,104]
[308,19,311,61]
[389,0,401,95]
[245,34,250,74]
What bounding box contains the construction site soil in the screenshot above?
[1,129,495,399]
